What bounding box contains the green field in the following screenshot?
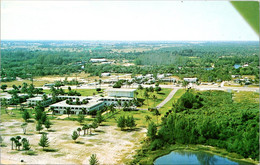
[43,89,103,96]
[3,80,50,88]
[158,89,186,115]
[104,89,185,127]
[136,88,172,109]
[233,91,259,104]
[104,109,153,128]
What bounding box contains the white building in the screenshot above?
[106,88,136,98]
[183,78,198,83]
[157,74,165,79]
[145,74,153,78]
[27,97,52,106]
[101,73,111,77]
[99,97,133,106]
[161,78,176,82]
[135,75,143,79]
[90,58,107,63]
[50,96,134,115]
[103,79,118,84]
[165,73,172,77]
[50,99,104,115]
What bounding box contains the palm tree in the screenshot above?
[109,104,116,113]
[66,107,71,118]
[182,80,189,90]
[50,107,55,117]
[15,136,22,150]
[89,124,93,135]
[92,121,98,131]
[144,91,149,106]
[123,102,128,109]
[117,100,122,110]
[94,79,97,89]
[152,95,157,107]
[77,127,82,136]
[154,109,161,125]
[2,98,9,115]
[134,91,139,98]
[82,108,87,115]
[82,124,89,136]
[16,142,22,150]
[145,115,152,124]
[99,79,102,88]
[10,137,15,150]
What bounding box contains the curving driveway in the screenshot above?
[156,88,179,109]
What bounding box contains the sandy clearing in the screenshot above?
[1,119,146,164]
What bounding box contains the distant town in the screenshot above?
[0,40,259,164]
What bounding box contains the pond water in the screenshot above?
[234,64,241,69]
[154,150,253,165]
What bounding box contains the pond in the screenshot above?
[234,64,241,69]
[154,150,253,165]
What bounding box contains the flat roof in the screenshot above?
[98,97,133,100]
[106,88,136,92]
[50,100,103,108]
[27,96,52,101]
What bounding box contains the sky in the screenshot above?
[1,1,259,41]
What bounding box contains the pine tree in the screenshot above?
[96,111,103,125]
[89,154,99,165]
[22,138,30,150]
[71,130,79,142]
[22,109,30,122]
[44,119,51,130]
[38,133,49,149]
[36,121,43,133]
[117,116,126,131]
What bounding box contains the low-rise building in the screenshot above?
[161,78,176,82]
[145,74,153,78]
[183,78,198,83]
[99,97,133,106]
[27,97,52,107]
[157,74,165,79]
[90,58,107,63]
[50,96,134,115]
[50,100,104,115]
[106,88,136,98]
[101,73,111,77]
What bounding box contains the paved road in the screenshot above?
[156,88,180,109]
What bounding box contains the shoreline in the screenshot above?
[131,144,258,165]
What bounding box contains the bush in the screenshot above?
[23,150,37,155]
[150,139,164,150]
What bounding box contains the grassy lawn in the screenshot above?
[104,109,155,127]
[136,88,172,109]
[104,89,185,127]
[43,89,103,96]
[233,91,259,103]
[1,108,26,121]
[159,89,186,115]
[2,80,50,88]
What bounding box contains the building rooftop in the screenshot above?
[50,100,103,108]
[106,88,136,92]
[27,96,52,101]
[98,97,133,100]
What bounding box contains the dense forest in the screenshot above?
[1,41,259,82]
[137,90,259,163]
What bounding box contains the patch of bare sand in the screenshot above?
[1,119,146,164]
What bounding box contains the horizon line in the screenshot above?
[1,39,259,42]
